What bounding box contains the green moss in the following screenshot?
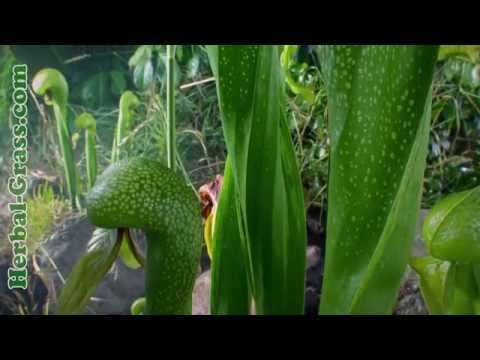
[26,183,69,254]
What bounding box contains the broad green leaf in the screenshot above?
[412,259,480,314]
[156,50,167,78]
[56,228,122,314]
[423,185,480,264]
[157,51,181,86]
[80,72,111,108]
[128,45,152,68]
[410,256,451,314]
[474,265,480,290]
[186,55,200,79]
[444,263,479,314]
[438,45,480,63]
[133,59,154,91]
[208,45,307,314]
[210,158,251,314]
[110,69,127,96]
[475,265,480,314]
[175,45,184,62]
[9,45,68,73]
[319,46,439,314]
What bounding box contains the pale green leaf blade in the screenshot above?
[210,158,251,314]
[410,256,451,314]
[319,45,439,314]
[423,185,480,263]
[56,228,121,314]
[208,45,307,314]
[118,231,142,269]
[444,264,478,315]
[438,45,480,63]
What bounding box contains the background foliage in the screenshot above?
[1,45,478,207]
[0,45,479,315]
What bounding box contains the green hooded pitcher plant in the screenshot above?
[32,68,78,209]
[111,90,140,163]
[411,185,480,314]
[57,157,202,314]
[75,112,97,190]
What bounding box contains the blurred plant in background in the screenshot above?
[282,45,329,212]
[425,57,480,207]
[124,45,223,188]
[1,45,224,192]
[0,47,15,126]
[1,44,479,219]
[0,46,16,184]
[282,45,480,212]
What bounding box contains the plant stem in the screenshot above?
[86,129,97,189]
[166,45,176,171]
[179,76,215,90]
[53,103,78,210]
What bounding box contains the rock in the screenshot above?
[306,245,323,289]
[0,249,50,315]
[306,206,326,247]
[304,206,326,314]
[305,245,323,314]
[393,209,430,315]
[199,245,211,273]
[305,287,320,315]
[394,268,428,315]
[192,270,211,315]
[307,245,322,269]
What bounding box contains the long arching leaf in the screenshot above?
[319,45,439,314]
[210,158,251,314]
[208,45,307,314]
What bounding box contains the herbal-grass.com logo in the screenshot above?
[7,64,29,290]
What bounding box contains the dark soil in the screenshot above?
[0,249,50,315]
[305,205,327,314]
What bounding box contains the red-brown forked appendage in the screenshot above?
[198,175,223,220]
